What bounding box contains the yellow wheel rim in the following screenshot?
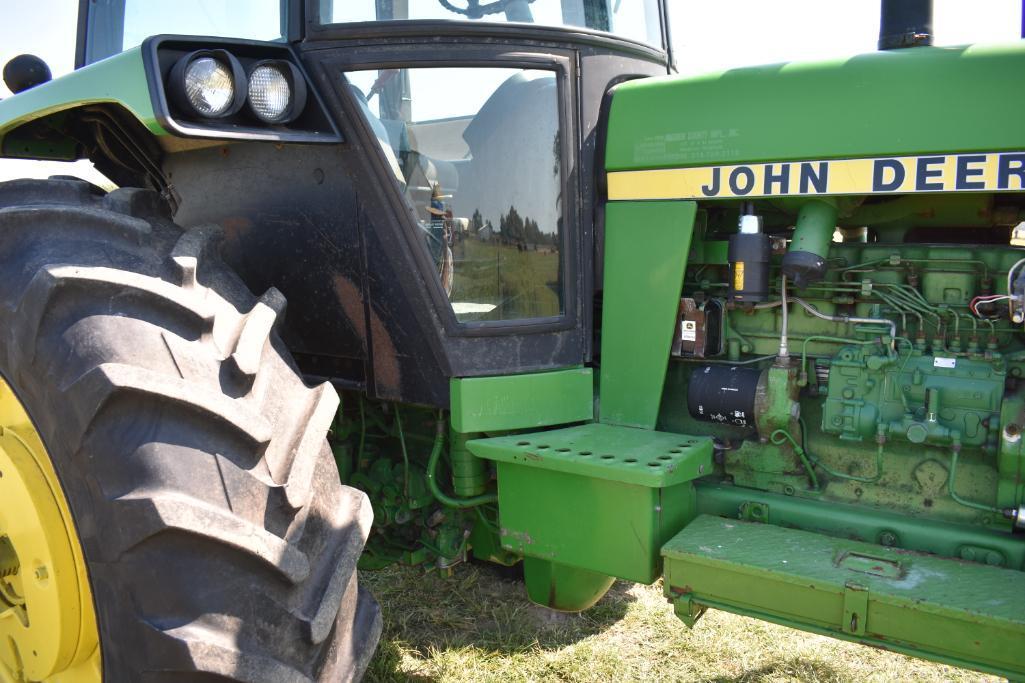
[0,377,100,682]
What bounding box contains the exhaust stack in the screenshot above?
[878,0,933,50]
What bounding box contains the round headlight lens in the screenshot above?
[248,65,292,123]
[184,57,235,117]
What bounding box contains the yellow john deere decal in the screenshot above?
[607,151,1025,201]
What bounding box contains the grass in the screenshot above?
[363,562,997,682]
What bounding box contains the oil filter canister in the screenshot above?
[687,365,762,428]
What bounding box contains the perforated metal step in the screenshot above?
[468,422,713,487]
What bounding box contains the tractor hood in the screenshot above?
[605,42,1025,175]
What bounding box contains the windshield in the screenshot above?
[317,0,663,48]
[82,0,284,65]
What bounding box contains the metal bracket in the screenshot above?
[672,594,707,628]
[0,536,19,578]
[842,581,868,636]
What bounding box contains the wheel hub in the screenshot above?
[0,534,27,629]
[0,377,99,682]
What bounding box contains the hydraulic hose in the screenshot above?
[948,445,1004,515]
[778,274,790,361]
[356,396,367,470]
[769,427,819,491]
[790,296,897,342]
[426,417,498,508]
[799,335,880,380]
[795,418,886,484]
[394,404,411,496]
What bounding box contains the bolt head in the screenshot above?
[878,531,898,547]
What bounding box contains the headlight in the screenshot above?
[247,60,307,125]
[185,58,235,116]
[168,50,246,119]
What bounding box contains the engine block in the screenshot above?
[664,198,1025,548]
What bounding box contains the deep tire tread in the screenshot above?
[144,623,314,683]
[281,383,340,509]
[15,264,215,356]
[229,287,286,379]
[306,496,373,644]
[170,223,223,289]
[0,179,380,682]
[68,362,274,446]
[0,205,151,246]
[114,492,312,583]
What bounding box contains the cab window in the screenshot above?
[345,66,564,323]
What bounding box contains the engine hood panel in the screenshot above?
[605,42,1025,173]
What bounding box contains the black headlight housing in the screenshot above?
[145,36,341,143]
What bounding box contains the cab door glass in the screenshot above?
[345,67,564,322]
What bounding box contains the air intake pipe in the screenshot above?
[781,199,838,290]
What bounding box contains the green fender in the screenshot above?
[0,47,165,160]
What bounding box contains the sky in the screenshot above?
[0,0,1021,182]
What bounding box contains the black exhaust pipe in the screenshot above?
[878,0,933,50]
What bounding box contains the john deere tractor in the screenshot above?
[0,0,1023,680]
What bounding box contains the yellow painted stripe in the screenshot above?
[607,152,1025,201]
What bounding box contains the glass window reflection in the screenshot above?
[345,66,564,322]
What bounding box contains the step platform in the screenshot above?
[468,423,713,595]
[663,514,1025,678]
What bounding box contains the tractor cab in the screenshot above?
[72,0,672,406]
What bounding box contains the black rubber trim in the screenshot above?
[303,12,668,64]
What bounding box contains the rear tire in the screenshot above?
[0,179,381,681]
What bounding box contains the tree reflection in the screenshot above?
[450,205,560,321]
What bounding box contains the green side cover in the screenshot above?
[0,48,164,159]
[449,368,593,433]
[606,42,1025,171]
[600,200,696,429]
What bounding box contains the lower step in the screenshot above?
[662,515,1025,679]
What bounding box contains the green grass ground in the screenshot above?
[364,563,996,682]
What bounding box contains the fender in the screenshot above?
[0,47,164,161]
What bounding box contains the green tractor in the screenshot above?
[0,0,1023,679]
